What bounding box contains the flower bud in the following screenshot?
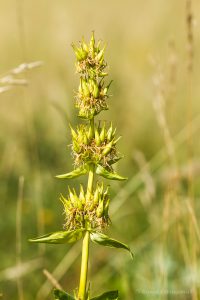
[82,38,89,53]
[96,200,104,218]
[93,82,99,98]
[68,187,75,204]
[89,32,95,58]
[83,133,88,145]
[87,126,93,141]
[77,199,83,211]
[100,122,106,142]
[99,56,104,66]
[102,140,113,156]
[88,202,95,211]
[93,188,99,204]
[70,125,77,140]
[82,79,90,97]
[80,48,88,60]
[96,46,105,62]
[72,44,83,61]
[103,198,110,217]
[95,129,101,146]
[73,140,81,153]
[107,123,113,141]
[77,128,84,144]
[98,182,104,195]
[89,32,95,49]
[79,185,85,205]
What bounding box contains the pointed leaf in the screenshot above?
[90,232,133,259]
[91,290,118,300]
[29,229,85,244]
[96,165,127,181]
[54,289,75,300]
[56,167,88,179]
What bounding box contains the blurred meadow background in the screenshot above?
[1,0,200,299]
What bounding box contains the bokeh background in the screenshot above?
[1,0,200,299]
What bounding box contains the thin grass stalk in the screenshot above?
[43,269,63,291]
[16,176,24,300]
[185,1,198,298]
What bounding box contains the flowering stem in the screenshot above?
[78,161,94,299]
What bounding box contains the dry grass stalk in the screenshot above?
[16,176,24,300]
[185,0,195,187]
[0,61,43,94]
[167,38,177,98]
[185,2,198,298]
[153,64,177,171]
[43,269,63,290]
[36,242,81,300]
[185,199,200,243]
[186,0,194,73]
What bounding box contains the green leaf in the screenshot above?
[54,289,75,300]
[55,167,88,179]
[96,165,127,181]
[90,232,133,259]
[29,229,85,244]
[91,290,118,300]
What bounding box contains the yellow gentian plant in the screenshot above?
[30,33,132,300]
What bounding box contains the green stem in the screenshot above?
[87,164,94,198]
[78,231,90,300]
[78,159,95,299]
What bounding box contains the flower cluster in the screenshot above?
[61,183,110,231]
[70,122,121,170]
[72,33,107,76]
[73,33,112,119]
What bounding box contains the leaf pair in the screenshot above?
[54,289,118,300]
[29,230,133,259]
[56,164,127,181]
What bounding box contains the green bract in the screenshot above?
[29,33,131,300]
